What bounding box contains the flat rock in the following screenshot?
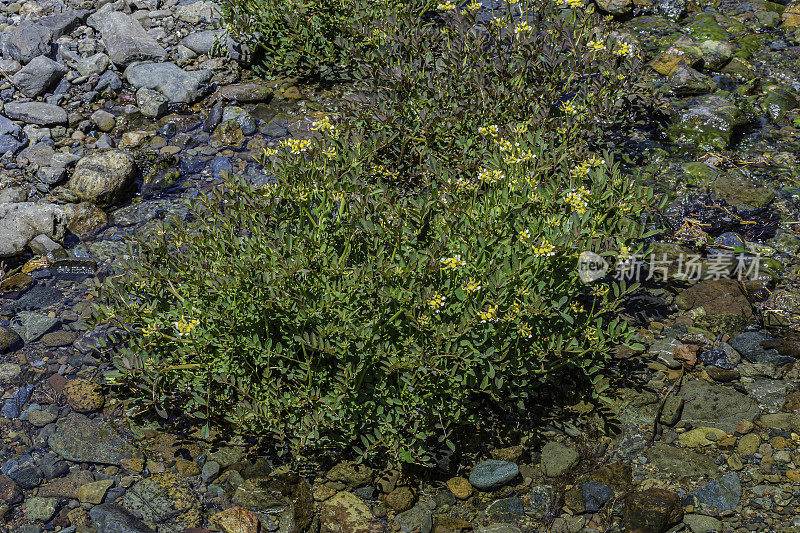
[38,470,94,499]
[89,503,156,533]
[3,102,67,126]
[682,472,741,511]
[679,380,759,432]
[469,460,519,490]
[541,442,580,478]
[0,201,66,257]
[125,62,211,103]
[9,312,58,343]
[645,443,719,478]
[48,412,143,466]
[87,11,167,67]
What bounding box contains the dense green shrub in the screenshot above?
[94,1,660,463]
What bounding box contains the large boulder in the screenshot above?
[668,95,748,150]
[0,10,88,64]
[124,62,212,103]
[86,11,167,67]
[0,114,27,155]
[12,55,67,97]
[0,202,66,257]
[68,151,138,207]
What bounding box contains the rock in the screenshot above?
[582,481,614,513]
[596,0,632,16]
[683,513,722,533]
[0,474,23,504]
[75,52,110,77]
[318,491,382,533]
[136,87,169,118]
[89,503,156,533]
[231,473,313,531]
[446,477,473,499]
[0,362,21,380]
[645,443,719,478]
[783,0,800,26]
[540,442,579,478]
[9,312,58,343]
[1,21,52,64]
[679,380,759,432]
[63,378,105,413]
[181,29,226,55]
[668,95,747,151]
[48,412,143,466]
[25,496,57,522]
[469,460,519,490]
[68,150,138,207]
[91,110,116,132]
[659,396,684,426]
[63,202,108,236]
[386,486,416,512]
[77,479,114,504]
[211,506,259,533]
[222,106,257,136]
[485,496,526,522]
[326,461,373,489]
[678,427,726,448]
[667,64,716,96]
[216,83,273,104]
[651,35,703,76]
[762,85,798,123]
[713,169,775,209]
[27,409,57,427]
[12,56,67,97]
[730,332,789,366]
[125,62,212,104]
[675,279,752,320]
[654,0,686,20]
[86,11,167,67]
[0,328,22,353]
[0,114,27,154]
[476,525,522,533]
[122,471,201,532]
[742,379,788,410]
[682,472,741,511]
[176,1,222,23]
[624,489,683,533]
[700,343,740,370]
[38,470,94,499]
[3,102,67,126]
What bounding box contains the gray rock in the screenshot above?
[9,312,58,343]
[485,497,526,522]
[654,0,686,20]
[12,55,67,97]
[124,62,211,103]
[476,526,523,533]
[76,52,109,77]
[201,460,220,483]
[136,87,168,118]
[86,11,167,67]
[0,59,22,74]
[395,500,434,533]
[36,10,90,39]
[541,442,579,478]
[96,70,122,92]
[582,481,614,512]
[122,475,200,532]
[742,379,789,410]
[0,202,66,257]
[1,21,53,64]
[682,472,741,511]
[683,513,722,533]
[24,496,58,522]
[180,29,225,55]
[3,102,67,126]
[645,443,719,478]
[700,343,740,370]
[0,113,27,155]
[68,150,138,207]
[0,362,21,380]
[175,1,222,23]
[469,460,519,490]
[730,332,789,366]
[679,380,759,432]
[668,95,748,150]
[0,327,23,353]
[48,412,143,465]
[222,105,257,135]
[667,65,716,96]
[6,457,42,489]
[90,504,156,533]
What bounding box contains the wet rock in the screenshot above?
[654,0,686,21]
[136,87,169,118]
[232,473,313,531]
[125,62,212,104]
[12,56,67,97]
[730,332,789,366]
[1,21,53,64]
[659,396,684,426]
[762,85,798,123]
[9,312,58,343]
[89,503,156,533]
[582,481,614,513]
[783,0,800,27]
[0,327,22,353]
[683,514,722,533]
[469,460,519,490]
[122,471,201,532]
[596,0,632,16]
[645,443,719,477]
[68,150,138,207]
[38,470,94,499]
[624,489,683,533]
[700,343,740,370]
[176,1,222,23]
[211,506,259,533]
[216,83,273,104]
[77,479,114,504]
[651,35,703,76]
[743,379,788,410]
[666,64,716,96]
[48,412,143,466]
[86,11,167,67]
[319,491,383,533]
[0,362,21,380]
[63,378,105,413]
[699,40,732,71]
[222,106,257,136]
[485,496,525,522]
[679,380,759,432]
[394,499,434,533]
[386,486,416,512]
[91,110,116,132]
[682,472,741,510]
[0,474,23,505]
[541,442,579,478]
[674,279,753,320]
[446,477,473,500]
[211,119,245,149]
[3,454,41,489]
[3,102,67,126]
[24,496,57,522]
[668,95,747,150]
[713,169,775,209]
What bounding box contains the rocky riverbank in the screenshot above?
[2,0,800,532]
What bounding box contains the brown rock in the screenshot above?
[705,367,740,382]
[491,445,523,462]
[385,486,416,512]
[673,344,699,368]
[46,373,68,395]
[674,279,753,320]
[63,378,105,413]
[736,419,755,434]
[624,489,683,533]
[783,0,800,26]
[782,390,800,413]
[211,506,259,533]
[432,515,473,532]
[375,469,399,494]
[0,474,22,504]
[446,477,473,500]
[318,491,384,533]
[38,470,94,499]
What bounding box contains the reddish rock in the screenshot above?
[211,507,259,533]
[46,373,68,395]
[783,390,800,413]
[624,488,683,533]
[0,474,22,504]
[673,344,699,368]
[674,279,753,320]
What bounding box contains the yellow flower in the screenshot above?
[517,322,533,338]
[519,229,530,242]
[437,1,455,10]
[174,316,199,337]
[142,322,160,338]
[311,116,336,134]
[591,284,609,296]
[515,21,532,34]
[427,292,446,312]
[282,138,311,154]
[569,301,584,313]
[440,255,466,270]
[613,43,630,56]
[560,100,577,115]
[460,0,481,13]
[564,187,589,214]
[478,168,504,184]
[478,124,499,138]
[587,40,606,51]
[464,278,482,293]
[566,0,583,7]
[533,240,556,257]
[478,305,498,323]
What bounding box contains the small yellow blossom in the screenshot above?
[564,187,589,214]
[569,301,584,313]
[142,322,160,337]
[440,255,466,270]
[613,43,630,56]
[461,0,481,13]
[533,240,556,257]
[587,40,606,51]
[174,316,199,337]
[437,1,455,10]
[591,284,609,297]
[566,0,583,7]
[519,229,530,242]
[515,21,532,34]
[464,278,482,293]
[478,305,498,323]
[427,292,446,312]
[311,116,336,134]
[282,138,311,154]
[478,168,504,184]
[478,124,499,138]
[560,100,577,115]
[517,322,533,338]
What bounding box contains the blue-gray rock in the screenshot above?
[124,62,211,103]
[469,460,519,490]
[222,106,257,135]
[86,12,166,67]
[395,500,434,533]
[210,156,232,178]
[96,71,122,92]
[1,21,53,64]
[668,95,747,151]
[3,102,67,126]
[700,343,740,370]
[9,312,58,343]
[582,481,615,512]
[485,497,526,522]
[541,441,580,477]
[180,29,226,55]
[1,384,34,419]
[90,503,156,533]
[528,485,554,514]
[679,380,759,432]
[730,332,792,366]
[5,458,42,489]
[201,460,220,483]
[682,472,741,511]
[12,56,67,97]
[48,412,143,466]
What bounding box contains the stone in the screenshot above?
[25,496,57,522]
[3,102,67,126]
[476,526,522,533]
[68,150,138,207]
[469,460,519,490]
[386,486,416,512]
[4,456,41,489]
[540,442,579,478]
[582,481,614,513]
[783,0,800,26]
[674,279,752,320]
[683,513,722,533]
[700,343,740,370]
[216,83,273,104]
[678,427,726,448]
[222,106,257,136]
[63,202,108,236]
[27,409,57,427]
[176,1,222,23]
[48,412,143,466]
[232,473,313,531]
[89,503,156,533]
[679,380,759,432]
[326,461,373,489]
[682,472,741,511]
[318,491,381,533]
[0,201,66,257]
[596,0,632,15]
[211,119,245,149]
[122,471,201,531]
[125,62,212,104]
[668,95,748,151]
[659,396,684,426]
[1,21,52,64]
[77,479,114,504]
[651,35,703,76]
[0,328,22,353]
[713,169,775,209]
[12,56,67,97]
[9,312,57,343]
[0,474,22,504]
[485,496,526,522]
[181,29,226,55]
[86,11,167,67]
[211,506,259,533]
[136,87,169,118]
[666,65,715,96]
[645,443,719,478]
[63,378,105,413]
[446,477,473,499]
[624,489,683,533]
[91,110,116,132]
[75,52,110,77]
[743,379,788,410]
[38,470,94,499]
[0,362,21,380]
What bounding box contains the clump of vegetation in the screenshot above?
[94,0,660,464]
